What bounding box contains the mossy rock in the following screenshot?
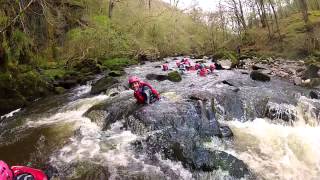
[91,76,119,95]
[168,71,182,82]
[109,70,124,77]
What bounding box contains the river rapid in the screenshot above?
[0,57,319,180]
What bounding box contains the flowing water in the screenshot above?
[0,58,319,180]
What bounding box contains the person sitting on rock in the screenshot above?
[129,76,160,104]
[0,160,49,180]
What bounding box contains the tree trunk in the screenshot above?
[238,0,247,30]
[298,0,309,23]
[108,0,115,19]
[268,0,282,40]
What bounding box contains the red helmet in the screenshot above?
[0,160,13,180]
[128,76,140,84]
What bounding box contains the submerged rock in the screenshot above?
[250,70,271,82]
[310,90,320,99]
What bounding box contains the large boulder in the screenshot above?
[219,60,232,70]
[90,76,119,95]
[302,78,320,88]
[73,58,102,74]
[84,93,137,129]
[310,90,320,99]
[302,64,320,79]
[250,70,271,82]
[124,99,251,178]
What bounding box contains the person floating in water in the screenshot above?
[0,160,48,180]
[162,64,169,71]
[128,76,160,104]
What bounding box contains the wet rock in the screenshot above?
[146,74,168,81]
[128,101,250,179]
[195,60,206,64]
[222,80,235,87]
[0,97,26,116]
[74,58,102,74]
[261,69,272,75]
[238,69,250,74]
[302,78,320,88]
[250,71,271,82]
[85,93,137,129]
[90,76,119,95]
[54,79,78,89]
[214,62,224,70]
[193,149,251,178]
[54,87,65,94]
[310,90,320,99]
[294,77,302,86]
[167,71,182,82]
[108,70,124,77]
[211,90,245,121]
[265,102,297,122]
[219,60,232,70]
[302,64,320,79]
[252,64,268,70]
[219,125,233,137]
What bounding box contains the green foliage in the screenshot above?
[101,57,138,71]
[42,69,67,80]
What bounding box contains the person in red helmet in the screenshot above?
[0,160,48,180]
[209,64,216,73]
[128,76,160,104]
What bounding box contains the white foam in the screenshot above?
[221,118,320,179]
[1,108,21,119]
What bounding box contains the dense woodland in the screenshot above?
[0,0,319,115]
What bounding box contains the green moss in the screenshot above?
[168,71,182,82]
[101,58,138,71]
[42,69,66,80]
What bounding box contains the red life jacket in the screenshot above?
[134,82,160,104]
[199,68,208,77]
[11,166,47,180]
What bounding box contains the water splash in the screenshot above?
[223,119,320,180]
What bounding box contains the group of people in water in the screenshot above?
[162,57,216,77]
[128,57,217,105]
